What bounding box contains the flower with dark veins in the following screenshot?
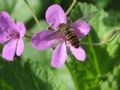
[0,11,26,61]
[31,4,90,68]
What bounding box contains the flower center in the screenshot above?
[8,30,20,39]
[3,28,20,39]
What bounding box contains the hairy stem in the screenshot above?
[81,26,120,46]
[24,0,41,29]
[66,0,76,16]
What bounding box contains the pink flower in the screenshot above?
[31,4,90,68]
[0,11,26,61]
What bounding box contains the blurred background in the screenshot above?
[0,0,120,90]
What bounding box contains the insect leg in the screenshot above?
[47,26,55,31]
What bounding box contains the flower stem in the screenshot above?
[66,0,76,16]
[24,0,41,29]
[81,26,120,46]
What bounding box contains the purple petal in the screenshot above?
[70,45,86,61]
[31,30,58,50]
[16,38,24,56]
[0,11,15,43]
[0,28,9,44]
[51,42,67,68]
[71,20,90,37]
[2,39,17,61]
[45,4,67,29]
[16,22,26,37]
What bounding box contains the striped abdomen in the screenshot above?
[63,28,79,48]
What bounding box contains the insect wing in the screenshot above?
[80,11,97,21]
[45,30,59,41]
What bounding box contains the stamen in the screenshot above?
[8,30,20,39]
[4,28,8,33]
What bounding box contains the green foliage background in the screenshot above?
[0,0,120,90]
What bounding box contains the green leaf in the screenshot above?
[0,56,69,90]
[99,65,120,90]
[66,56,99,90]
[67,2,120,90]
[0,79,13,90]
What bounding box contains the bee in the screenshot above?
[48,23,79,48]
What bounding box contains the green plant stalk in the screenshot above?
[66,0,76,16]
[81,26,120,46]
[24,0,41,30]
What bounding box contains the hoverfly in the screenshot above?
[48,22,79,48]
[47,11,96,48]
